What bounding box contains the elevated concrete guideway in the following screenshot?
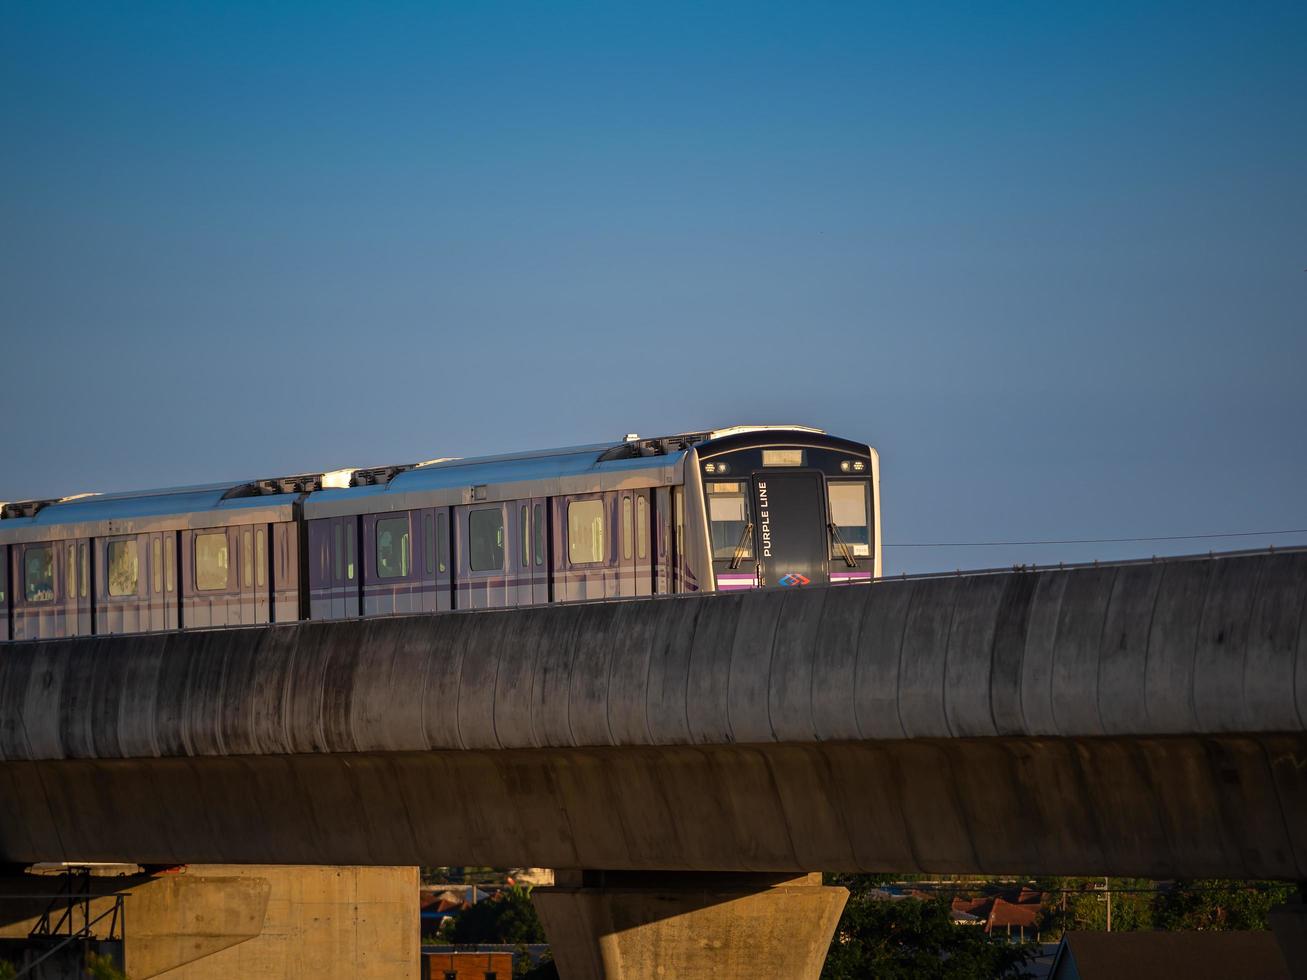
[1,548,1305,879]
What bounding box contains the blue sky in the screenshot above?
[2,1,1304,574]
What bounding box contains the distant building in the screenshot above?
[421,950,514,980]
[1048,931,1289,980]
[950,889,1045,940]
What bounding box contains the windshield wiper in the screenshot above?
[729,523,754,570]
[828,522,857,568]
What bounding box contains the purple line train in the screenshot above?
[0,425,881,641]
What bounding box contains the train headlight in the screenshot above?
[840,461,851,472]
[704,463,717,474]
[853,461,866,472]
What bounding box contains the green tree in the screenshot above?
[1154,880,1294,931]
[448,885,546,946]
[448,885,548,976]
[86,952,129,980]
[822,876,1035,980]
[1039,877,1156,937]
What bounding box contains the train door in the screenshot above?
[457,501,507,609]
[308,516,359,619]
[528,497,548,604]
[653,487,672,594]
[99,534,143,635]
[435,508,453,610]
[62,538,91,635]
[364,511,416,616]
[751,472,830,588]
[617,490,654,597]
[618,492,636,597]
[145,531,179,631]
[511,500,548,606]
[0,545,8,640]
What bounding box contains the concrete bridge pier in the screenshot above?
[531,871,847,980]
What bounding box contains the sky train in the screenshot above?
[0,425,881,642]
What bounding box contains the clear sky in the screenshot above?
[2,1,1304,575]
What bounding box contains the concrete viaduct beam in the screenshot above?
[0,549,1304,878]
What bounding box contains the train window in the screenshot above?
[469,507,504,571]
[377,517,410,579]
[521,505,529,568]
[80,543,89,598]
[437,513,448,574]
[24,547,54,602]
[347,526,356,580]
[152,538,163,593]
[533,503,545,566]
[622,496,633,560]
[195,533,230,591]
[424,514,435,576]
[637,495,649,560]
[828,483,871,557]
[0,551,6,603]
[707,483,752,559]
[165,539,174,592]
[24,546,54,602]
[107,539,139,597]
[333,524,344,580]
[256,529,266,587]
[674,488,684,564]
[242,529,254,587]
[568,499,605,565]
[67,544,77,597]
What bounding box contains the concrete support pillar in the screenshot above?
[531,871,847,980]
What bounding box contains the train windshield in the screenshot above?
[828,482,871,557]
[707,483,752,559]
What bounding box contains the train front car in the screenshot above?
[685,426,881,592]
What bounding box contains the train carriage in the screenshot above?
[0,425,881,641]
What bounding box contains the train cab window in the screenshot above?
[828,483,871,557]
[533,503,545,566]
[707,483,752,559]
[567,499,605,564]
[637,495,649,560]
[469,507,504,571]
[107,539,139,597]
[195,533,230,591]
[377,517,410,579]
[152,538,163,593]
[24,546,54,602]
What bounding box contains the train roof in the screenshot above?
[0,424,848,540]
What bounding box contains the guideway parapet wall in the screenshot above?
[0,549,1305,877]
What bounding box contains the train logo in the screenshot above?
[778,573,811,587]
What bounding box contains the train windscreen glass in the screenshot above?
[828,482,871,557]
[707,483,752,559]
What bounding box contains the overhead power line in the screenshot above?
[885,528,1307,548]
